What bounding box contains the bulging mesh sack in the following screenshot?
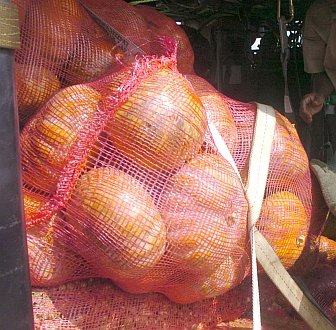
[13,0,194,127]
[14,0,125,126]
[14,0,332,327]
[21,55,253,302]
[186,74,328,274]
[21,52,330,324]
[78,0,195,73]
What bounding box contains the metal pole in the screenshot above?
[215,29,223,92]
[0,1,34,328]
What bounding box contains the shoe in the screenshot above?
[310,159,336,216]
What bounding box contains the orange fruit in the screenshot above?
[163,211,247,275]
[22,0,82,64]
[196,247,249,299]
[239,111,309,190]
[15,63,61,125]
[160,153,247,216]
[200,92,237,153]
[66,167,167,281]
[161,282,205,304]
[23,190,47,218]
[107,69,206,172]
[318,235,336,265]
[79,0,152,54]
[162,247,249,304]
[63,36,125,85]
[114,256,173,294]
[21,84,102,194]
[185,74,219,97]
[160,153,248,273]
[257,191,309,268]
[24,191,80,286]
[266,113,309,189]
[185,74,237,153]
[27,215,82,287]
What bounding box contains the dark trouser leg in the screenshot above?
[310,109,325,160]
[325,114,336,164]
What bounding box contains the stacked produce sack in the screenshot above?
[13,0,333,327]
[13,0,195,127]
[14,0,125,127]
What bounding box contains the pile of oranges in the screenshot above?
[17,0,319,306]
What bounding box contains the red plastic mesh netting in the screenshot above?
[21,56,252,302]
[13,0,332,327]
[77,0,195,73]
[32,278,251,329]
[13,0,126,126]
[13,0,194,127]
[135,4,195,74]
[21,55,329,325]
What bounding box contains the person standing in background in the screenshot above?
[300,0,336,215]
[300,0,336,124]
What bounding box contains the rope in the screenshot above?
[79,2,145,56]
[0,3,20,49]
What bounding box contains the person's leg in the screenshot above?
[310,109,325,160]
[310,159,336,216]
[325,113,336,164]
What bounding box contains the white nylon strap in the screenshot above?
[255,230,336,330]
[249,105,335,330]
[208,104,275,329]
[284,94,293,114]
[208,104,276,329]
[246,104,276,231]
[247,105,335,330]
[207,113,243,187]
[246,103,276,330]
